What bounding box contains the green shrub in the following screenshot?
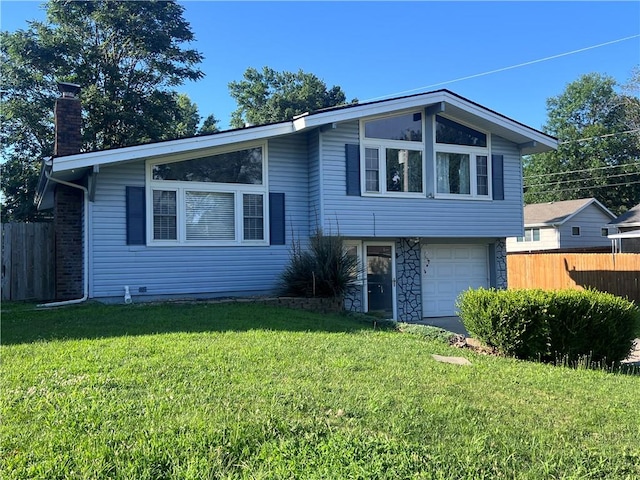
[280,229,359,298]
[457,288,640,365]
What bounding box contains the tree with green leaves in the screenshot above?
[228,66,355,128]
[523,72,640,215]
[1,0,211,222]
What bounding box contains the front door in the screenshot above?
[365,243,396,319]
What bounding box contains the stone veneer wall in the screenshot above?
[344,284,363,313]
[396,238,422,322]
[495,238,507,289]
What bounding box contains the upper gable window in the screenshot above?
[152,147,263,184]
[364,113,422,142]
[436,115,486,147]
[434,115,490,199]
[361,112,425,196]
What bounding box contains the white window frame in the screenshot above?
[433,115,492,200]
[517,227,540,242]
[360,111,426,198]
[146,141,269,246]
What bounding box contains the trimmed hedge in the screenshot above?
[457,288,640,365]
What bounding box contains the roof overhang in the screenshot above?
[49,121,295,174]
[47,90,557,177]
[35,157,90,210]
[293,90,557,155]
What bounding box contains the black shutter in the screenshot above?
[126,186,146,245]
[345,144,361,196]
[269,192,285,245]
[492,154,504,200]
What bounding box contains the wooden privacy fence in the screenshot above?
[507,253,640,303]
[1,223,55,301]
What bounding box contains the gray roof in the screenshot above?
[609,203,640,226]
[524,198,615,226]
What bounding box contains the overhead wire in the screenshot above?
[558,129,640,145]
[362,34,640,102]
[527,179,640,195]
[524,161,640,179]
[525,171,640,188]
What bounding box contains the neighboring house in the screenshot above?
[36,84,556,319]
[608,203,640,253]
[506,198,616,253]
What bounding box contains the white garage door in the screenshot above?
[421,244,489,317]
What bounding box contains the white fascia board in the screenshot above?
[295,91,557,153]
[295,91,449,131]
[442,96,557,153]
[51,122,294,173]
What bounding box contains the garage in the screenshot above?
[421,244,489,317]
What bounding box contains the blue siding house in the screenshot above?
[36,88,557,320]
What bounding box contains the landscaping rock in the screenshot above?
[431,354,472,366]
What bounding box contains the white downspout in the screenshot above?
[37,168,89,308]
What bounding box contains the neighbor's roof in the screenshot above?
[608,203,640,227]
[524,198,616,226]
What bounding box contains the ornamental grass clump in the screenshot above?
[457,288,640,365]
[280,229,359,298]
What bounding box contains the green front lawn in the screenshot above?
[2,302,639,479]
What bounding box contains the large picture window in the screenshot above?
[362,112,425,195]
[148,143,267,245]
[435,115,490,198]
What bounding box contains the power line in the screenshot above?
[524,162,640,179]
[363,34,640,102]
[525,171,640,188]
[529,179,640,195]
[558,129,640,145]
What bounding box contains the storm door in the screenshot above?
[365,243,396,319]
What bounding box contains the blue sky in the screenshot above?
[1,1,639,131]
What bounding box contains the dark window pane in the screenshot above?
[436,152,470,194]
[153,190,177,240]
[365,148,380,192]
[436,115,486,147]
[153,147,263,184]
[243,194,264,241]
[386,149,422,193]
[476,155,488,196]
[365,113,422,142]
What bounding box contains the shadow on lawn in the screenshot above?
[1,301,391,345]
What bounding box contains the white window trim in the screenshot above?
[359,110,426,198]
[517,227,540,242]
[145,141,269,246]
[433,115,492,200]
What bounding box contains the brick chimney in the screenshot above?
[53,82,84,300]
[54,82,82,156]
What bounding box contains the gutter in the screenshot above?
[37,164,89,308]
